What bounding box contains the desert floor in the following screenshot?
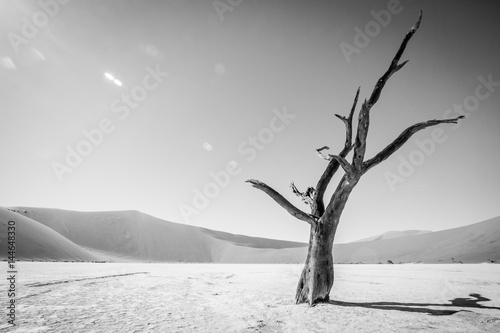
[1,263,499,332]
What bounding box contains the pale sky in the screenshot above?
[1,0,499,244]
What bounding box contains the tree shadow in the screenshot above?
[327,293,500,316]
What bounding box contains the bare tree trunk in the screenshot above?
[295,179,354,305]
[295,220,336,305]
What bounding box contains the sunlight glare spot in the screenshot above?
[0,57,16,70]
[215,63,225,75]
[146,44,158,57]
[32,48,46,61]
[203,142,213,151]
[104,72,114,80]
[113,79,122,86]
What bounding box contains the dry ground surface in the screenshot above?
[1,263,499,332]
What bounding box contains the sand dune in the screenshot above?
[335,216,500,263]
[2,206,499,264]
[0,208,95,262]
[4,207,309,263]
[351,230,432,243]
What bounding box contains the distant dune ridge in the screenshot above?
[351,230,433,243]
[1,206,499,264]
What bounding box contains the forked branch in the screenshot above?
[246,179,316,225]
[352,11,422,170]
[368,11,422,107]
[328,155,355,179]
[311,88,359,216]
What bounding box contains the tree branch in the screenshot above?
[290,182,315,207]
[335,86,359,153]
[246,179,316,225]
[323,175,358,224]
[315,146,331,160]
[352,100,370,171]
[328,155,355,179]
[363,115,465,172]
[311,88,359,217]
[367,11,422,108]
[352,12,422,171]
[334,174,348,194]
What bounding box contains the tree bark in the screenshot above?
[295,179,357,305]
[295,220,336,305]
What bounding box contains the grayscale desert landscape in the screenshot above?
[1,1,500,332]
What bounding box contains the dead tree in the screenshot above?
[246,12,464,306]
